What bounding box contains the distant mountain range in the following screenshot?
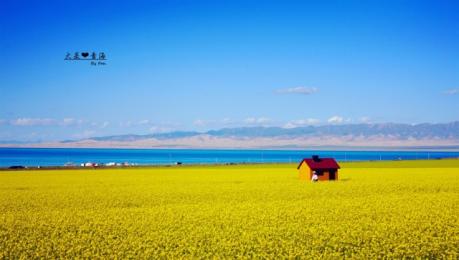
[4,121,455,149]
[1,122,458,149]
[81,121,459,142]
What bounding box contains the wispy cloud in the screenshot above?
[72,130,96,139]
[119,120,149,127]
[193,119,207,127]
[327,116,351,124]
[7,117,109,128]
[443,88,459,95]
[283,118,320,128]
[10,118,56,126]
[138,119,150,125]
[221,118,233,124]
[359,116,372,124]
[119,121,132,127]
[62,118,76,126]
[244,117,272,125]
[276,87,318,95]
[115,120,180,133]
[60,118,84,126]
[149,126,173,133]
[193,118,236,128]
[119,119,173,129]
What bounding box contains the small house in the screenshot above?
[297,155,340,181]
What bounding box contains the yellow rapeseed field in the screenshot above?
[0,160,458,258]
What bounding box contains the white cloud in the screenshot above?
[138,119,150,125]
[100,121,109,128]
[276,87,318,95]
[328,116,344,124]
[60,118,84,126]
[116,120,181,132]
[359,116,372,123]
[443,88,459,95]
[221,118,232,124]
[120,120,162,127]
[7,117,98,127]
[121,121,131,127]
[193,119,207,127]
[149,126,172,133]
[192,118,237,129]
[327,116,351,124]
[244,117,272,124]
[283,118,320,128]
[72,130,96,139]
[62,118,76,126]
[11,118,56,126]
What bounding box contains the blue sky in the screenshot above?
[0,0,458,141]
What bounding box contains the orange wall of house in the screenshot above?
[298,162,311,180]
[317,171,339,181]
[318,171,330,181]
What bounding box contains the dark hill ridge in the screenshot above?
[85,122,459,141]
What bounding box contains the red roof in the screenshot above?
[297,158,340,170]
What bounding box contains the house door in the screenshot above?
[329,170,336,180]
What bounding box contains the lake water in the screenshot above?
[1,148,459,167]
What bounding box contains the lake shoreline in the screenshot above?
[2,158,459,171]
